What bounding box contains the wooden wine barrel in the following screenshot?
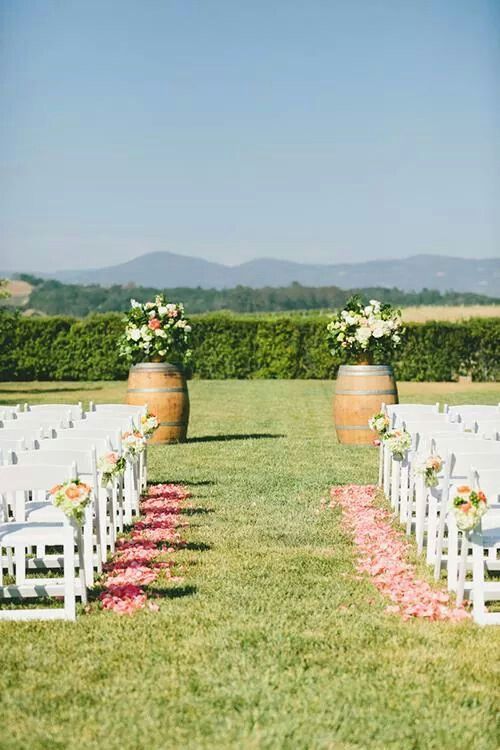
[126,362,189,444]
[334,364,398,445]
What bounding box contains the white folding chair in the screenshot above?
[451,467,500,625]
[0,463,86,620]
[431,451,500,576]
[37,436,123,564]
[14,449,98,583]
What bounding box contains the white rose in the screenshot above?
[158,306,168,316]
[130,299,141,309]
[364,305,373,316]
[372,326,386,338]
[356,327,372,343]
[128,328,142,341]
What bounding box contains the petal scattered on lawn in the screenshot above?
[328,485,470,623]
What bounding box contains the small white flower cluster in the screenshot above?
[368,412,390,436]
[122,430,147,462]
[384,429,412,461]
[414,454,443,488]
[120,295,192,363]
[139,412,159,438]
[327,297,402,356]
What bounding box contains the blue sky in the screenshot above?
[1,0,499,271]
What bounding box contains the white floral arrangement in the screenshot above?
[122,430,147,462]
[452,485,488,532]
[414,454,443,488]
[49,479,92,523]
[368,412,390,437]
[98,451,126,487]
[384,429,412,460]
[327,296,403,360]
[119,295,192,363]
[139,412,159,439]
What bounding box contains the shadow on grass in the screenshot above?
[181,507,214,516]
[150,584,198,601]
[187,433,285,444]
[183,541,211,552]
[155,480,214,487]
[87,583,198,605]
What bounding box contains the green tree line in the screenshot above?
[13,276,500,317]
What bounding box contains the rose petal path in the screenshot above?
[326,484,470,622]
[99,483,190,615]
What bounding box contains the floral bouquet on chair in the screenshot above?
[139,412,159,439]
[327,296,403,363]
[98,451,126,487]
[119,295,192,364]
[452,486,488,531]
[122,430,147,462]
[50,479,92,523]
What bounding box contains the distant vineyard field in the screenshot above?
[401,305,500,322]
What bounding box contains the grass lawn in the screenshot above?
[1,379,500,750]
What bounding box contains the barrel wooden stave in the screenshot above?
[126,362,189,444]
[334,364,398,445]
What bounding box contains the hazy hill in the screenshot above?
[2,252,500,295]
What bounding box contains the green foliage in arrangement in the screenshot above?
[0,309,498,381]
[16,276,500,316]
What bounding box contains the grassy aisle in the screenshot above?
[0,381,499,749]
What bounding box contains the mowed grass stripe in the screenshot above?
[0,380,499,750]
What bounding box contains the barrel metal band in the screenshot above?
[337,366,394,375]
[335,389,397,396]
[159,421,188,427]
[127,387,187,394]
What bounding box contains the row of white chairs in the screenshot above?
[0,402,150,620]
[380,402,500,625]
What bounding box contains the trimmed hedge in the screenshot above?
[0,311,498,382]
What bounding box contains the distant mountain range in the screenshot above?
[4,252,500,295]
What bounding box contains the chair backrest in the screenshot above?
[0,462,76,492]
[78,415,134,430]
[90,402,147,416]
[0,436,27,452]
[7,415,73,430]
[470,467,500,503]
[431,435,500,455]
[0,427,53,446]
[36,436,111,454]
[447,404,500,416]
[402,419,463,443]
[0,407,21,420]
[450,451,500,479]
[61,427,121,450]
[14,448,96,476]
[386,403,439,415]
[25,402,83,417]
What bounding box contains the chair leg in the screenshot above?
[456,532,468,606]
[75,526,88,606]
[63,526,76,621]
[471,529,486,624]
[14,545,26,585]
[447,521,458,592]
[415,477,426,554]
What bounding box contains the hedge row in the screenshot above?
[0,312,498,382]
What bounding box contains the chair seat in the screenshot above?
[0,521,67,545]
[26,502,66,522]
